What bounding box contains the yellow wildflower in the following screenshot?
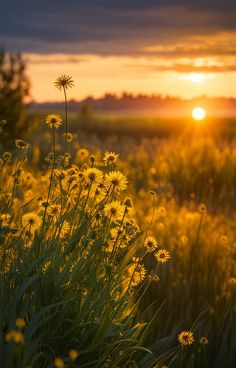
[46,114,62,129]
[22,212,42,233]
[104,201,125,221]
[155,249,171,263]
[104,171,127,192]
[178,331,194,346]
[54,74,74,90]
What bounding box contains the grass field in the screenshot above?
[1,109,236,367]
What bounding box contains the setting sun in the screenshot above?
[185,73,206,83]
[192,107,206,121]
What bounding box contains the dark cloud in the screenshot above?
[0,1,235,55]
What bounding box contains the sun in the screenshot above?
[192,107,206,121]
[181,73,207,83]
[187,73,206,83]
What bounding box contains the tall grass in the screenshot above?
[0,82,177,368]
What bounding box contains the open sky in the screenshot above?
[1,0,236,101]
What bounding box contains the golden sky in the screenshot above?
[25,44,236,102]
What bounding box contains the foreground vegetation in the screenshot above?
[0,77,236,367]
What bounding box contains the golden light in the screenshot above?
[192,107,206,121]
[183,73,206,83]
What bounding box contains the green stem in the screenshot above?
[41,124,56,238]
[63,86,68,138]
[52,124,56,165]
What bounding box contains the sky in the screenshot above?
[1,0,236,101]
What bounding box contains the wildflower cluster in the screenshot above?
[0,75,172,368]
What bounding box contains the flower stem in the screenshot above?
[63,86,68,138]
[41,123,56,238]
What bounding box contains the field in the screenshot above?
[1,107,236,368]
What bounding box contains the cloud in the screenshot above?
[153,64,236,73]
[0,1,236,57]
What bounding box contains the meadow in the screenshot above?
[0,78,236,368]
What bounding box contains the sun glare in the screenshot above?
[192,107,206,121]
[184,73,206,83]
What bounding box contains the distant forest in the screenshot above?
[29,93,236,116]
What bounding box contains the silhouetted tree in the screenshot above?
[0,49,30,145]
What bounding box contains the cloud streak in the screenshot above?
[2,1,236,100]
[1,1,236,57]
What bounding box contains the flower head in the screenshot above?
[2,152,12,161]
[199,337,208,345]
[104,201,125,221]
[59,220,70,238]
[103,151,119,165]
[22,212,42,233]
[48,204,62,217]
[16,318,26,329]
[84,168,103,185]
[0,213,11,226]
[54,74,74,91]
[46,114,62,129]
[199,203,207,214]
[178,331,194,346]
[6,330,24,344]
[155,249,170,263]
[15,139,30,150]
[144,236,158,252]
[124,197,133,208]
[63,132,73,142]
[127,262,146,286]
[54,357,64,368]
[76,148,89,160]
[104,171,127,192]
[228,277,236,286]
[68,349,78,361]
